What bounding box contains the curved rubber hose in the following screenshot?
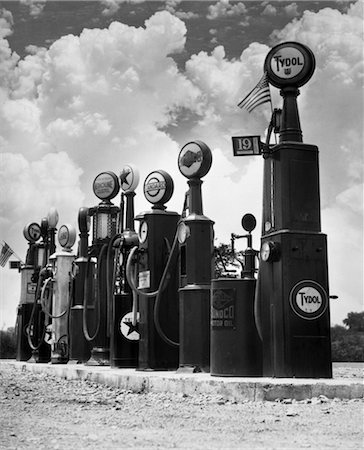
[153,234,179,347]
[82,255,100,342]
[125,233,180,346]
[106,235,123,337]
[40,277,68,319]
[26,270,47,351]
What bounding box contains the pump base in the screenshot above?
[86,347,110,366]
[177,365,202,374]
[51,352,68,365]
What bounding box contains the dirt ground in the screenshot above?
[0,363,363,449]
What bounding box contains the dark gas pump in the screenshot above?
[211,214,262,377]
[257,42,332,378]
[177,141,214,373]
[68,207,92,364]
[40,224,76,364]
[109,164,140,368]
[83,171,120,366]
[14,222,42,361]
[126,169,180,370]
[26,208,59,363]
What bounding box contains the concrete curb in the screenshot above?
[1,360,363,402]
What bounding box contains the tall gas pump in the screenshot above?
[127,170,180,370]
[177,141,214,373]
[257,42,332,378]
[41,224,76,364]
[15,222,42,361]
[83,171,120,366]
[68,207,92,364]
[26,208,59,363]
[109,164,140,368]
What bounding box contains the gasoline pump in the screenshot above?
[126,169,180,370]
[177,141,214,373]
[82,171,120,366]
[40,224,76,364]
[14,222,42,361]
[26,208,59,363]
[256,42,332,378]
[211,213,262,377]
[109,164,140,368]
[68,207,92,364]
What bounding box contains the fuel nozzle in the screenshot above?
[231,213,258,279]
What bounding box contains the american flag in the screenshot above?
[0,241,14,267]
[238,72,271,113]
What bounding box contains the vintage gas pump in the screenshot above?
[26,208,59,363]
[14,222,42,361]
[177,141,214,373]
[109,164,140,368]
[40,224,76,364]
[257,42,332,378]
[83,171,120,365]
[211,214,262,377]
[68,207,92,364]
[127,169,180,370]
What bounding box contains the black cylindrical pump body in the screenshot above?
[210,278,262,376]
[135,209,180,370]
[259,142,332,378]
[110,191,139,368]
[178,178,214,373]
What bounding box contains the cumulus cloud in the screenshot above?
[262,4,277,17]
[207,0,248,20]
[20,0,46,18]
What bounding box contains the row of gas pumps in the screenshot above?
[13,42,333,378]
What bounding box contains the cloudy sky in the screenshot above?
[0,0,362,328]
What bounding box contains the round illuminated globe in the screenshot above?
[264,41,315,88]
[178,141,212,179]
[23,222,41,242]
[58,224,77,249]
[120,164,140,193]
[143,170,174,206]
[93,171,120,200]
[78,207,90,233]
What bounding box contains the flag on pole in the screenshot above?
[0,241,15,267]
[237,72,271,113]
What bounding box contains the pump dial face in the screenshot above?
[138,221,148,243]
[24,222,41,242]
[177,222,190,244]
[260,242,271,262]
[260,241,280,262]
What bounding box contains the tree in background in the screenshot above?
[331,312,364,362]
[0,327,16,359]
[343,311,364,332]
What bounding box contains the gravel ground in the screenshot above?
[0,363,363,450]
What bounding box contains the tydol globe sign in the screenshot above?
[264,42,315,88]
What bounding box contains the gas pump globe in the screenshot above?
[91,171,120,244]
[47,207,59,257]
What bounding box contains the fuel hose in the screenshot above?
[82,245,108,342]
[125,231,180,347]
